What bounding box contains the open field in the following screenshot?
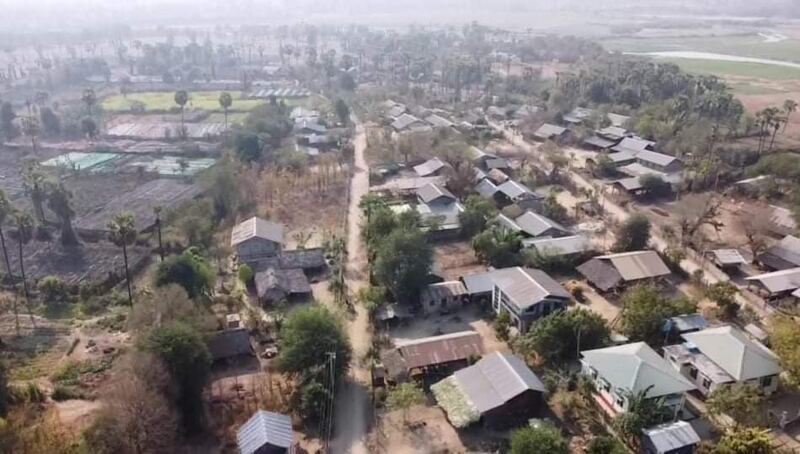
[602,35,800,63]
[102,91,265,112]
[658,58,800,81]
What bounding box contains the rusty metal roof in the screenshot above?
[382,331,484,377]
[596,250,671,281]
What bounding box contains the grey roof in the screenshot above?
[581,342,695,397]
[612,137,655,154]
[487,168,510,184]
[643,421,701,453]
[231,217,284,247]
[254,268,311,299]
[497,211,570,237]
[417,182,456,204]
[294,118,327,134]
[492,267,571,312]
[386,104,407,118]
[376,303,412,321]
[534,123,567,140]
[607,113,630,127]
[486,158,510,170]
[758,235,800,270]
[237,410,294,454]
[583,135,617,149]
[606,150,638,163]
[461,270,503,295]
[451,352,546,413]
[667,314,709,333]
[745,266,800,294]
[563,107,594,124]
[414,157,447,177]
[467,146,497,162]
[208,328,252,361]
[425,114,454,128]
[421,280,468,303]
[578,251,670,291]
[475,178,499,197]
[523,235,593,256]
[392,113,424,131]
[497,180,533,200]
[708,249,748,266]
[290,107,319,120]
[636,149,679,168]
[417,201,464,230]
[682,325,781,381]
[770,205,797,231]
[597,126,627,141]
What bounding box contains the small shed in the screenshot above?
[208,328,254,363]
[642,420,701,454]
[705,249,748,271]
[231,217,284,264]
[237,410,295,454]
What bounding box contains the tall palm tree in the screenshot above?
[81,88,97,117]
[0,189,13,278]
[108,213,137,306]
[174,90,189,137]
[12,211,33,300]
[153,206,164,262]
[218,91,232,130]
[47,183,80,246]
[784,99,797,132]
[22,161,48,224]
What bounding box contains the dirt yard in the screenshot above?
[433,241,485,281]
[369,405,468,454]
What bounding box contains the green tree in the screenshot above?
[458,195,496,237]
[707,384,766,428]
[81,116,98,139]
[715,428,774,454]
[218,91,233,130]
[516,309,611,364]
[22,160,49,224]
[620,285,696,345]
[472,224,522,267]
[586,435,627,454]
[510,424,569,454]
[155,248,215,299]
[47,183,80,246]
[38,276,68,307]
[613,386,672,447]
[174,90,189,136]
[234,131,263,163]
[387,382,425,423]
[12,211,34,300]
[334,98,350,125]
[82,88,97,116]
[0,189,14,278]
[153,206,164,262]
[108,212,137,306]
[784,99,797,133]
[494,310,511,341]
[639,174,671,199]
[373,227,433,305]
[613,213,651,252]
[39,107,61,137]
[277,306,352,380]
[0,362,8,417]
[541,191,569,223]
[706,282,739,320]
[238,264,254,285]
[771,315,800,386]
[142,321,211,433]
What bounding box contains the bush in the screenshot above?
[24,383,45,403]
[238,264,254,285]
[570,285,585,302]
[51,385,83,401]
[494,311,511,341]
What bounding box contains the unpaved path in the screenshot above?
[330,117,371,454]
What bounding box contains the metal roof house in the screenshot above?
[577,250,671,293]
[431,352,546,429]
[756,235,800,271]
[704,249,748,271]
[611,136,656,155]
[208,328,254,363]
[745,267,800,300]
[522,235,593,257]
[663,325,781,397]
[420,280,468,314]
[495,180,537,205]
[254,268,312,305]
[237,410,295,454]
[413,157,448,177]
[581,342,695,417]
[642,421,701,454]
[496,211,571,239]
[381,331,485,383]
[392,113,431,133]
[417,183,457,205]
[490,267,571,332]
[532,123,568,141]
[231,217,284,264]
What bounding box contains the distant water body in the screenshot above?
[627,51,800,70]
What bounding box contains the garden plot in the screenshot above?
[105,122,226,140]
[74,178,201,234]
[122,140,219,155]
[251,87,311,98]
[102,91,264,112]
[41,152,122,172]
[124,156,217,176]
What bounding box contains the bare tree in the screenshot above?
[674,194,724,247]
[735,204,774,257]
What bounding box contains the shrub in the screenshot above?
[51,385,83,401]
[238,264,254,285]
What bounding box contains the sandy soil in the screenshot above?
[433,241,485,281]
[370,406,467,454]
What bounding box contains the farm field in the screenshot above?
[602,34,800,63]
[102,91,265,112]
[658,58,800,81]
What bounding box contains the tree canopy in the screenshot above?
[277,305,352,380]
[373,226,433,306]
[155,248,215,299]
[620,285,696,345]
[459,195,496,237]
[516,309,611,365]
[613,213,651,252]
[510,424,569,454]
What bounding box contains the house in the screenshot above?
[665,314,709,336]
[487,168,510,185]
[512,104,539,120]
[635,150,682,173]
[254,268,312,305]
[425,114,454,129]
[416,201,464,238]
[237,410,295,454]
[486,106,507,120]
[745,267,800,300]
[603,150,638,167]
[769,205,797,236]
[663,325,781,397]
[231,217,284,263]
[371,175,447,197]
[756,235,800,271]
[421,281,469,314]
[597,126,628,141]
[642,421,701,454]
[522,235,593,258]
[475,178,499,198]
[413,157,448,177]
[607,113,631,127]
[431,352,546,429]
[385,103,407,119]
[496,211,571,239]
[391,113,430,132]
[577,250,671,292]
[417,183,457,205]
[704,249,748,272]
[490,267,571,332]
[461,269,503,303]
[290,107,319,122]
[612,136,656,155]
[563,107,594,125]
[581,342,695,417]
[294,118,327,136]
[381,331,485,383]
[583,135,618,151]
[495,180,536,205]
[468,146,500,169]
[533,123,568,141]
[208,328,254,363]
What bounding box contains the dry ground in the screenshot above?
[369,405,468,454]
[433,241,485,281]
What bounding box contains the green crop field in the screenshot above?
[601,35,800,64]
[658,58,800,81]
[102,91,266,113]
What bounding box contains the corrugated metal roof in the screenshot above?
[745,266,800,293]
[667,314,708,333]
[452,352,545,413]
[237,410,294,454]
[492,267,570,312]
[758,235,800,270]
[413,157,446,177]
[231,217,284,247]
[636,149,679,167]
[422,280,468,303]
[612,137,655,154]
[383,331,485,375]
[417,182,455,204]
[534,123,566,139]
[462,270,502,294]
[709,249,748,266]
[643,421,701,453]
[682,326,781,381]
[497,180,532,200]
[581,342,695,397]
[513,211,569,237]
[523,235,593,256]
[584,135,617,149]
[596,251,671,282]
[208,328,253,361]
[475,179,499,197]
[392,113,424,131]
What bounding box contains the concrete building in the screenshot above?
[490,267,571,332]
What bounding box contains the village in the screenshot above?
[0,11,800,454]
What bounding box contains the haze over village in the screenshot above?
[2,1,800,453]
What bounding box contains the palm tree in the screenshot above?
[22,161,48,224]
[47,183,79,246]
[81,88,96,117]
[0,190,13,279]
[613,386,672,448]
[108,213,137,306]
[218,91,233,130]
[21,115,40,153]
[174,90,189,137]
[12,211,34,300]
[784,99,797,132]
[153,206,164,262]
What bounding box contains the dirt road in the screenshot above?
[330,117,372,454]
